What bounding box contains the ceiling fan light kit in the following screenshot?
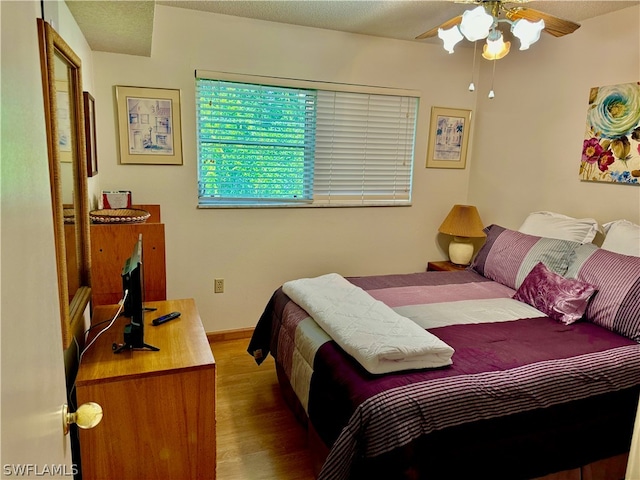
[423,1,579,98]
[436,4,544,57]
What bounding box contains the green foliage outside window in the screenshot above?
[197,80,316,203]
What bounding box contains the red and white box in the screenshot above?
[101,190,132,209]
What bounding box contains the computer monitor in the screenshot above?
[113,234,158,353]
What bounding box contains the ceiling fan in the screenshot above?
[416,0,581,41]
[417,1,581,97]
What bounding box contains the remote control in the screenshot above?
[152,311,181,326]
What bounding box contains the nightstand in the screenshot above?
[427,261,468,272]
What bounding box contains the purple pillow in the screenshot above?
[471,225,581,290]
[513,262,597,325]
[565,243,640,341]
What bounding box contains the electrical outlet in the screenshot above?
[214,278,224,293]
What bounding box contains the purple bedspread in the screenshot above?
[248,270,640,479]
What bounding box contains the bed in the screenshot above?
[248,221,640,480]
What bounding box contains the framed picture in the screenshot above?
[83,91,98,177]
[426,107,472,169]
[579,82,640,185]
[115,86,183,165]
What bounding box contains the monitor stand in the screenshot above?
[112,323,159,354]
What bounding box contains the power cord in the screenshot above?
[79,289,128,362]
[69,290,129,407]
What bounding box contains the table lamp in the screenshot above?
[438,205,486,266]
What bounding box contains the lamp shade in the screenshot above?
[459,5,493,42]
[438,26,464,54]
[482,31,511,60]
[511,18,545,50]
[438,205,486,238]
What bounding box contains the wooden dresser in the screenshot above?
[90,204,166,306]
[75,298,216,479]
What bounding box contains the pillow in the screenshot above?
[518,211,599,243]
[471,225,581,290]
[566,243,640,341]
[513,262,596,324]
[601,220,640,257]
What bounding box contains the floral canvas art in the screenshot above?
[580,82,640,185]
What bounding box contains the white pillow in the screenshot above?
[601,220,640,257]
[518,211,599,243]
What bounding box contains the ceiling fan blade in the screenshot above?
[506,8,580,37]
[415,15,462,40]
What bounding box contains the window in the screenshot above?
[196,71,419,207]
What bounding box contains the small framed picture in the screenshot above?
[426,107,472,169]
[115,85,183,165]
[83,91,98,176]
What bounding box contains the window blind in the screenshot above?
[195,72,419,207]
[314,91,417,205]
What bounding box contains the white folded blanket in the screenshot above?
[282,273,454,374]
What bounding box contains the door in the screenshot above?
[0,1,74,474]
[627,397,640,479]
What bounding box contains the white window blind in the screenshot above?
[314,91,417,205]
[195,71,419,207]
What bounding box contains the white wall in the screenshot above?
[469,6,640,229]
[92,5,479,332]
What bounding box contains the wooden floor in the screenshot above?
[209,338,630,480]
[210,337,316,480]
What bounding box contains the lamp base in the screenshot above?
[448,236,474,266]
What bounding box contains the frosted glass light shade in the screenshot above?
[459,6,493,42]
[482,31,511,60]
[511,18,545,50]
[438,26,464,53]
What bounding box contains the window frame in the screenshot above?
[195,70,420,208]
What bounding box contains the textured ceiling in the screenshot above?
[65,0,639,57]
[66,1,155,56]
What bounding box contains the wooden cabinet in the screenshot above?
[90,204,166,306]
[75,298,216,480]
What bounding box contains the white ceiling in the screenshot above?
[65,0,639,57]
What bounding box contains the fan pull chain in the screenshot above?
[468,41,477,92]
[488,58,496,99]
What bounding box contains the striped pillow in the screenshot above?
[472,225,581,290]
[566,243,640,341]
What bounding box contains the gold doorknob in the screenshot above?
[62,402,103,435]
